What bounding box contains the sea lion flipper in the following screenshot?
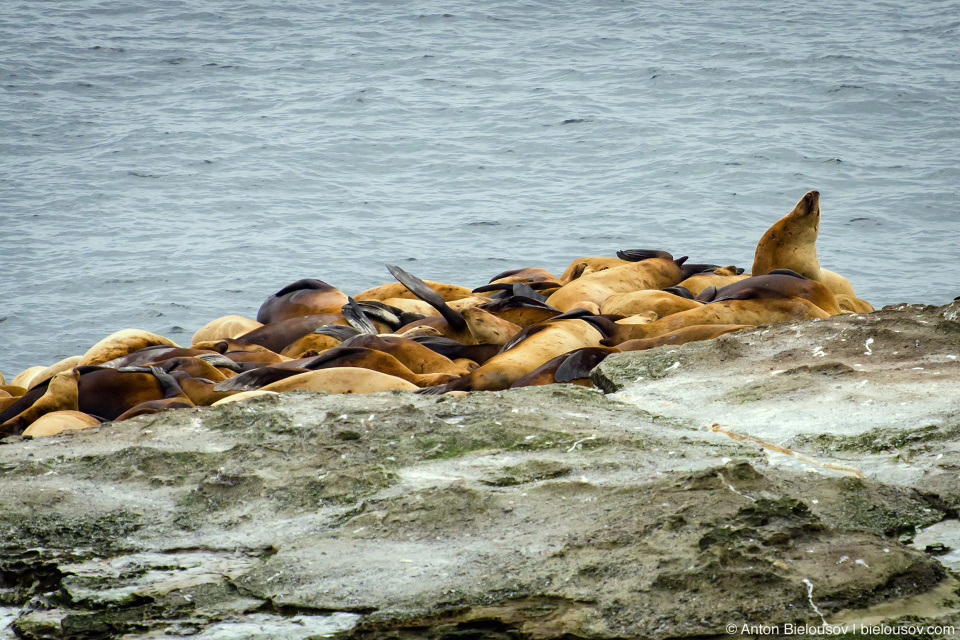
[511,282,547,303]
[696,286,718,302]
[385,265,466,331]
[554,348,614,383]
[616,249,673,262]
[662,285,695,300]
[314,325,360,341]
[342,297,379,335]
[767,268,808,279]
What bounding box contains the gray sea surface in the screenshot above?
[2,0,959,377]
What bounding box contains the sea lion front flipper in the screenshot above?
[313,325,359,341]
[767,268,808,279]
[696,286,718,302]
[386,265,467,331]
[616,249,674,262]
[663,285,695,300]
[554,347,616,383]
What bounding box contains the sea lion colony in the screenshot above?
[1,190,874,438]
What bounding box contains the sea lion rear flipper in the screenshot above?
[663,285,695,300]
[511,282,547,302]
[313,325,359,341]
[679,263,722,279]
[386,265,467,331]
[696,286,718,302]
[342,297,379,335]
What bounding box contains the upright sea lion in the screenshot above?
[79,329,179,367]
[192,315,263,344]
[752,191,861,299]
[257,279,350,324]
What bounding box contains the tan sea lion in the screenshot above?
[603,297,831,345]
[546,251,689,312]
[211,390,279,405]
[257,279,350,324]
[835,294,875,313]
[354,280,477,303]
[465,318,605,391]
[10,366,47,390]
[558,256,629,285]
[510,346,619,388]
[752,191,861,299]
[617,324,751,351]
[192,315,263,344]
[678,266,750,296]
[22,410,100,437]
[79,329,179,367]
[1,369,80,432]
[600,290,703,318]
[701,272,842,315]
[259,367,418,394]
[24,356,84,389]
[339,335,470,376]
[280,333,343,358]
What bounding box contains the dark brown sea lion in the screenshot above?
[702,271,841,315]
[236,314,343,354]
[256,279,350,324]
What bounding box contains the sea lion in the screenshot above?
[0,369,80,433]
[617,324,750,351]
[211,390,279,406]
[101,346,218,369]
[237,314,344,354]
[486,267,561,288]
[338,334,470,376]
[460,307,522,346]
[546,251,690,312]
[510,347,618,388]
[678,266,750,296]
[558,256,629,285]
[354,280,477,303]
[465,318,605,391]
[169,370,240,406]
[752,191,862,299]
[76,367,167,421]
[600,290,703,318]
[79,329,179,367]
[603,297,831,345]
[280,333,343,359]
[475,297,561,327]
[22,410,100,437]
[298,347,459,388]
[9,366,47,390]
[22,356,83,390]
[256,279,350,324]
[835,294,875,313]
[259,367,418,394]
[192,315,263,344]
[703,272,841,315]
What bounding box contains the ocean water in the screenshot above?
[1,0,959,377]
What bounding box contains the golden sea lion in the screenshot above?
[10,366,47,390]
[603,297,831,345]
[703,272,842,315]
[600,290,703,318]
[25,356,84,389]
[678,266,750,296]
[617,324,751,351]
[211,390,279,406]
[558,256,629,284]
[510,346,618,388]
[1,369,80,433]
[339,334,470,376]
[354,280,477,303]
[257,279,350,324]
[465,318,605,391]
[22,410,100,437]
[460,307,523,346]
[546,251,689,312]
[79,329,179,367]
[835,294,875,313]
[752,191,862,299]
[298,347,459,388]
[280,333,343,358]
[192,315,263,344]
[259,367,418,394]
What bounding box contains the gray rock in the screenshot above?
[2,302,960,638]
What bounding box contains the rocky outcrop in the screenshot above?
[2,302,960,639]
